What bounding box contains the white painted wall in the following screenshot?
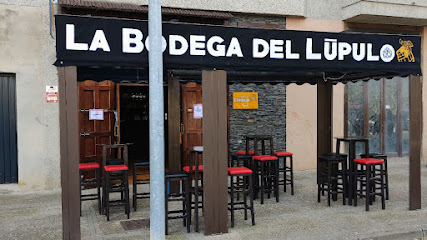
[0,2,60,190]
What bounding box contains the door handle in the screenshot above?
[80,132,90,136]
[180,123,184,134]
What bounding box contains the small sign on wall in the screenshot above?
[89,109,104,120]
[46,86,58,103]
[233,92,258,109]
[193,104,203,119]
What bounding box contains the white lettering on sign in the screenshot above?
[253,38,269,58]
[352,43,366,62]
[286,40,300,59]
[190,35,206,56]
[63,24,400,63]
[207,36,225,57]
[306,38,322,60]
[89,30,110,52]
[226,37,243,57]
[169,35,189,55]
[122,28,144,53]
[367,43,379,61]
[66,24,88,51]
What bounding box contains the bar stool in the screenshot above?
[165,171,190,235]
[228,167,255,227]
[79,162,101,215]
[360,153,389,200]
[102,144,131,221]
[353,158,386,211]
[274,151,294,195]
[252,155,279,204]
[230,150,254,167]
[317,154,347,206]
[133,161,150,211]
[183,148,203,232]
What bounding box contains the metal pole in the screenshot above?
[148,0,165,239]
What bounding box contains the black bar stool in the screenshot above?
[360,153,389,200]
[101,144,131,221]
[274,151,294,195]
[317,154,347,206]
[182,147,203,232]
[133,161,150,211]
[165,171,190,235]
[79,162,101,215]
[353,158,386,211]
[228,167,255,227]
[252,155,279,204]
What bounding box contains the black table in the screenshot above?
[335,137,369,205]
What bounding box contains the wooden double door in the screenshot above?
[78,80,203,171]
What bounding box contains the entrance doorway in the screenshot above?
[0,74,18,184]
[117,84,169,167]
[78,80,168,181]
[180,82,202,166]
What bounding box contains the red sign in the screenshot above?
[46,86,58,103]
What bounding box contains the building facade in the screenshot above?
[0,0,426,190]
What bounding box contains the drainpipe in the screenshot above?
[148,0,165,239]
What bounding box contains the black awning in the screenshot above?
[55,15,422,84]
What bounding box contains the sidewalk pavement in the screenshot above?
[1,157,426,240]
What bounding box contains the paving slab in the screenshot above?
[0,157,426,240]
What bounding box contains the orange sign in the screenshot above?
[233,92,258,109]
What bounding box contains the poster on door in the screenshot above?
[89,109,104,120]
[46,86,58,103]
[193,104,203,119]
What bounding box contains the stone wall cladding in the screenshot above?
[229,83,286,154]
[227,14,286,154]
[227,13,286,29]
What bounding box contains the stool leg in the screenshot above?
[342,161,347,206]
[230,175,235,228]
[106,173,110,221]
[165,179,169,235]
[260,162,265,204]
[290,156,294,195]
[380,164,385,210]
[244,175,248,220]
[185,177,190,233]
[365,165,370,211]
[281,157,286,193]
[384,158,389,200]
[317,176,321,203]
[133,165,137,211]
[249,174,255,226]
[275,160,279,202]
[125,171,130,219]
[96,168,101,214]
[79,169,82,217]
[327,162,331,206]
[353,163,358,207]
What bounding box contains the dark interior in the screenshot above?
[119,85,168,167]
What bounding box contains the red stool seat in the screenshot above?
[228,167,253,175]
[104,165,129,172]
[253,155,278,161]
[354,158,384,165]
[236,150,255,155]
[182,165,204,173]
[79,162,100,170]
[274,151,293,157]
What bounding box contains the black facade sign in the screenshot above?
[55,15,422,77]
